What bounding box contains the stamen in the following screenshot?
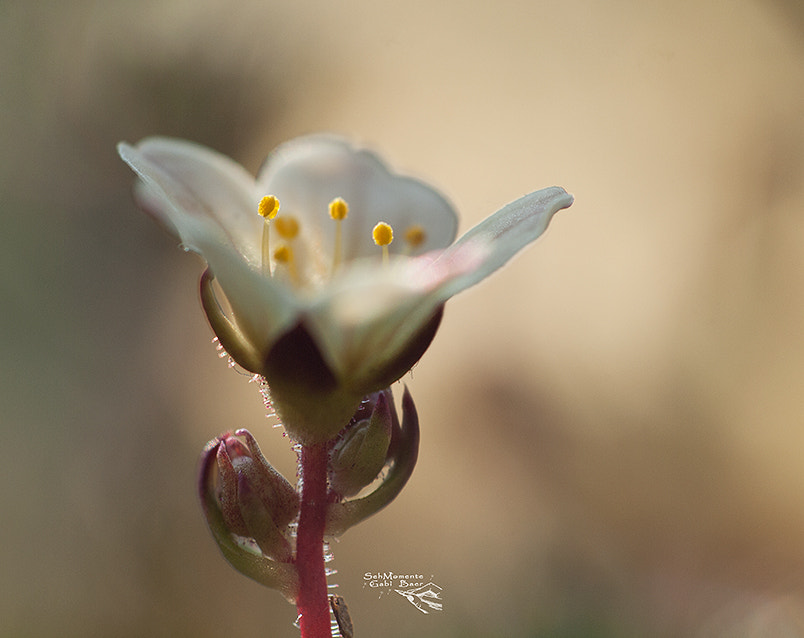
[258,195,280,274]
[329,198,348,221]
[372,222,394,264]
[329,197,349,273]
[273,244,299,286]
[273,244,292,263]
[275,215,300,240]
[259,195,280,220]
[403,225,426,253]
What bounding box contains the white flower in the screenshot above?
[118,135,573,443]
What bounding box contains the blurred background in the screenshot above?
[3,0,804,636]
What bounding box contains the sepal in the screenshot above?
[199,269,263,374]
[325,387,419,537]
[329,392,393,498]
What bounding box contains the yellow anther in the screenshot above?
[258,195,280,219]
[373,222,394,265]
[273,244,292,264]
[275,215,300,240]
[403,224,426,248]
[372,222,394,247]
[329,197,349,221]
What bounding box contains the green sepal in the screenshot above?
[325,387,419,537]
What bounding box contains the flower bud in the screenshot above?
[326,386,420,537]
[329,392,393,498]
[215,430,299,561]
[198,429,299,600]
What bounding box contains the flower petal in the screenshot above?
[119,139,300,350]
[194,236,300,354]
[256,136,459,261]
[302,254,474,388]
[118,138,262,261]
[304,187,572,386]
[427,186,574,300]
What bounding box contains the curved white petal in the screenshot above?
[118,138,262,262]
[257,136,458,261]
[305,187,572,384]
[119,139,299,348]
[193,236,301,353]
[427,186,574,300]
[303,252,480,386]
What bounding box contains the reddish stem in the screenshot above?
[295,443,332,638]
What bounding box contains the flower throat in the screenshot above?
[257,195,427,284]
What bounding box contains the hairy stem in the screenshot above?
[296,443,331,638]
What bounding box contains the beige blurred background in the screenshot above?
[3,1,804,636]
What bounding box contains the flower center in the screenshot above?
[256,195,429,286]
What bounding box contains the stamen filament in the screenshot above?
[274,244,299,286]
[334,222,343,271]
[258,195,280,275]
[261,222,271,274]
[329,197,349,274]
